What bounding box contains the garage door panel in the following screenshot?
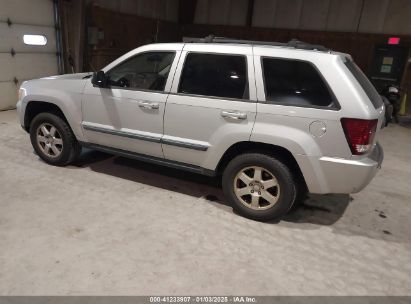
[0,0,54,26]
[16,54,58,80]
[0,23,56,53]
[0,53,58,82]
[0,54,14,81]
[0,82,18,110]
[0,0,58,111]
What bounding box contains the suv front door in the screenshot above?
[82,46,181,158]
[162,44,257,170]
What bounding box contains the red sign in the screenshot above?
[388,37,400,45]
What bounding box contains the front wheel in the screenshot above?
[222,153,297,221]
[29,112,80,166]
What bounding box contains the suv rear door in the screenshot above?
[162,44,257,170]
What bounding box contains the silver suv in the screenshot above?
[17,37,384,221]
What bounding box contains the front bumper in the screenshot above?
[296,143,384,194]
[16,100,25,129]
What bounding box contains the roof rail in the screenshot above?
[183,35,330,52]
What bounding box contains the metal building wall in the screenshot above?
[90,0,179,22]
[195,0,248,26]
[194,0,411,35]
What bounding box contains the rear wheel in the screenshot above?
[29,112,80,166]
[222,153,297,221]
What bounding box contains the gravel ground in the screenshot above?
[0,109,410,295]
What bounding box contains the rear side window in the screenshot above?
[262,58,336,108]
[344,59,383,109]
[178,53,248,100]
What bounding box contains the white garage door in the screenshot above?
[0,0,59,110]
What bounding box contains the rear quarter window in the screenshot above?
[261,57,338,109]
[344,59,383,109]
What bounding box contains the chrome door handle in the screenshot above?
[138,101,159,110]
[221,110,247,120]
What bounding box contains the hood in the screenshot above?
[40,72,93,80]
[20,72,92,94]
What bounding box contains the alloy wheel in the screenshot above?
[36,123,63,158]
[233,166,280,210]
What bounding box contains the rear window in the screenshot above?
[344,59,383,109]
[261,58,336,109]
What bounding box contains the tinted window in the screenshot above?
[178,53,248,99]
[262,58,335,108]
[344,59,383,109]
[107,52,175,91]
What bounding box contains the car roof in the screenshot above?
[103,39,348,72]
[150,35,349,58]
[149,42,347,58]
[184,36,330,51]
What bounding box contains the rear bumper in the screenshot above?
[296,143,383,194]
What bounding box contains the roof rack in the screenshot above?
[183,35,330,52]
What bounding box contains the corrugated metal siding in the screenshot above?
[383,0,411,35]
[194,0,248,26]
[90,0,179,22]
[358,0,390,34]
[326,0,363,32]
[195,0,411,35]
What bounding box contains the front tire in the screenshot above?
[222,153,297,221]
[29,113,80,166]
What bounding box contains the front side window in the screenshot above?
[107,52,175,91]
[262,58,335,108]
[178,53,248,100]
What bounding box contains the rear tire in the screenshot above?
[222,153,297,221]
[29,112,80,166]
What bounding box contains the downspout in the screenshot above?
[53,0,64,74]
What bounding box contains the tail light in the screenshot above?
[341,118,378,155]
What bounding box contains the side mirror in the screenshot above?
[91,71,108,88]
